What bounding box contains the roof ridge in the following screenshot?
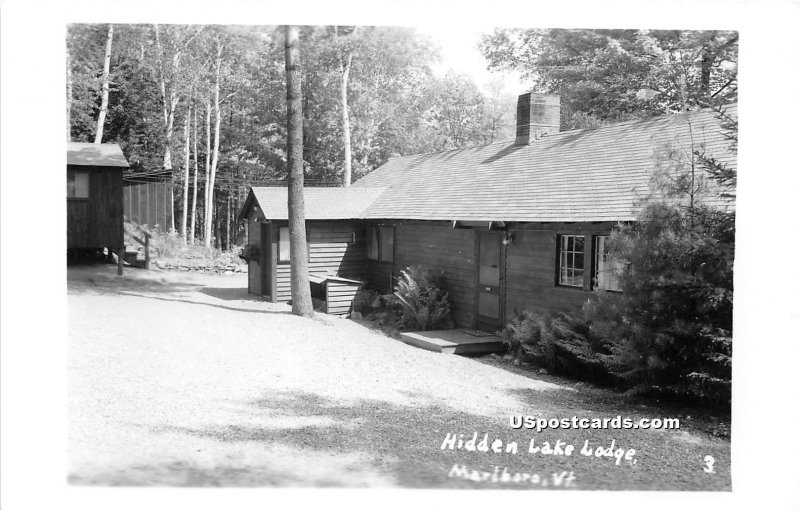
[380,102,735,162]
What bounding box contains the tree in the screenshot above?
[180,103,190,243]
[190,103,199,243]
[204,38,223,249]
[333,26,357,186]
[479,29,738,129]
[284,25,314,318]
[94,24,114,143]
[584,108,736,403]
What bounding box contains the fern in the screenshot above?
[393,265,453,331]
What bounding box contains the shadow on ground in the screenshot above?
[71,387,731,490]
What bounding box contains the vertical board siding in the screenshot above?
[123,180,173,230]
[67,166,123,249]
[246,211,262,295]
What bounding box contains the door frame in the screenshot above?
[473,229,507,332]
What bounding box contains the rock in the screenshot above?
[156,261,166,269]
[224,270,233,275]
[512,359,521,366]
[538,368,548,375]
[502,354,513,361]
[351,311,363,320]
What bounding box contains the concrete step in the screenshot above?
[399,329,506,355]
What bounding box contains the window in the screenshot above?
[557,234,585,287]
[380,226,395,262]
[367,225,394,262]
[278,226,290,263]
[367,227,379,260]
[593,235,622,292]
[67,170,90,198]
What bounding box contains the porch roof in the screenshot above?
[240,186,388,221]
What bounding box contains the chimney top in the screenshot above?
[515,93,560,145]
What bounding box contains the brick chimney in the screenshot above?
[515,93,560,145]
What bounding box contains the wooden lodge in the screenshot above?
[67,142,129,269]
[239,94,737,328]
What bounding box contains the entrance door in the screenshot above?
[475,231,505,331]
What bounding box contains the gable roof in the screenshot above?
[67,142,130,168]
[240,186,388,221]
[353,105,737,223]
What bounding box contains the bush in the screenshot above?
[583,202,733,404]
[500,310,611,384]
[393,265,453,331]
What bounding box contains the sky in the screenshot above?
[414,23,527,95]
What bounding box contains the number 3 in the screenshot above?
[703,455,715,473]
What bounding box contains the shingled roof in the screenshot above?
[240,186,388,221]
[67,142,130,168]
[353,105,737,222]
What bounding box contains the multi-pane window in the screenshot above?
[278,226,290,262]
[367,226,394,262]
[67,170,90,198]
[557,234,585,287]
[593,235,622,292]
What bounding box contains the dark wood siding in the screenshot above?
[504,222,617,318]
[247,210,262,295]
[365,222,475,328]
[67,165,124,249]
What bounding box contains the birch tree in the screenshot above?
[153,24,204,171]
[190,103,199,244]
[333,26,357,187]
[203,39,223,249]
[284,25,314,318]
[181,103,190,242]
[94,24,114,143]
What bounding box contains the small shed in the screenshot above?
[67,142,129,269]
[238,186,386,315]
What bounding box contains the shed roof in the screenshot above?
[67,142,130,168]
[240,186,388,221]
[353,105,736,222]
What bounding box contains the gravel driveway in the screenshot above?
[68,264,731,489]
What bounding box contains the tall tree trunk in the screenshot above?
[181,104,190,243]
[335,26,353,187]
[203,101,211,247]
[225,193,231,251]
[284,25,314,318]
[190,103,199,244]
[94,24,113,144]
[66,43,72,141]
[204,41,223,249]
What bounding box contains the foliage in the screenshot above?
[479,29,738,129]
[582,110,736,405]
[393,265,454,331]
[500,311,611,384]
